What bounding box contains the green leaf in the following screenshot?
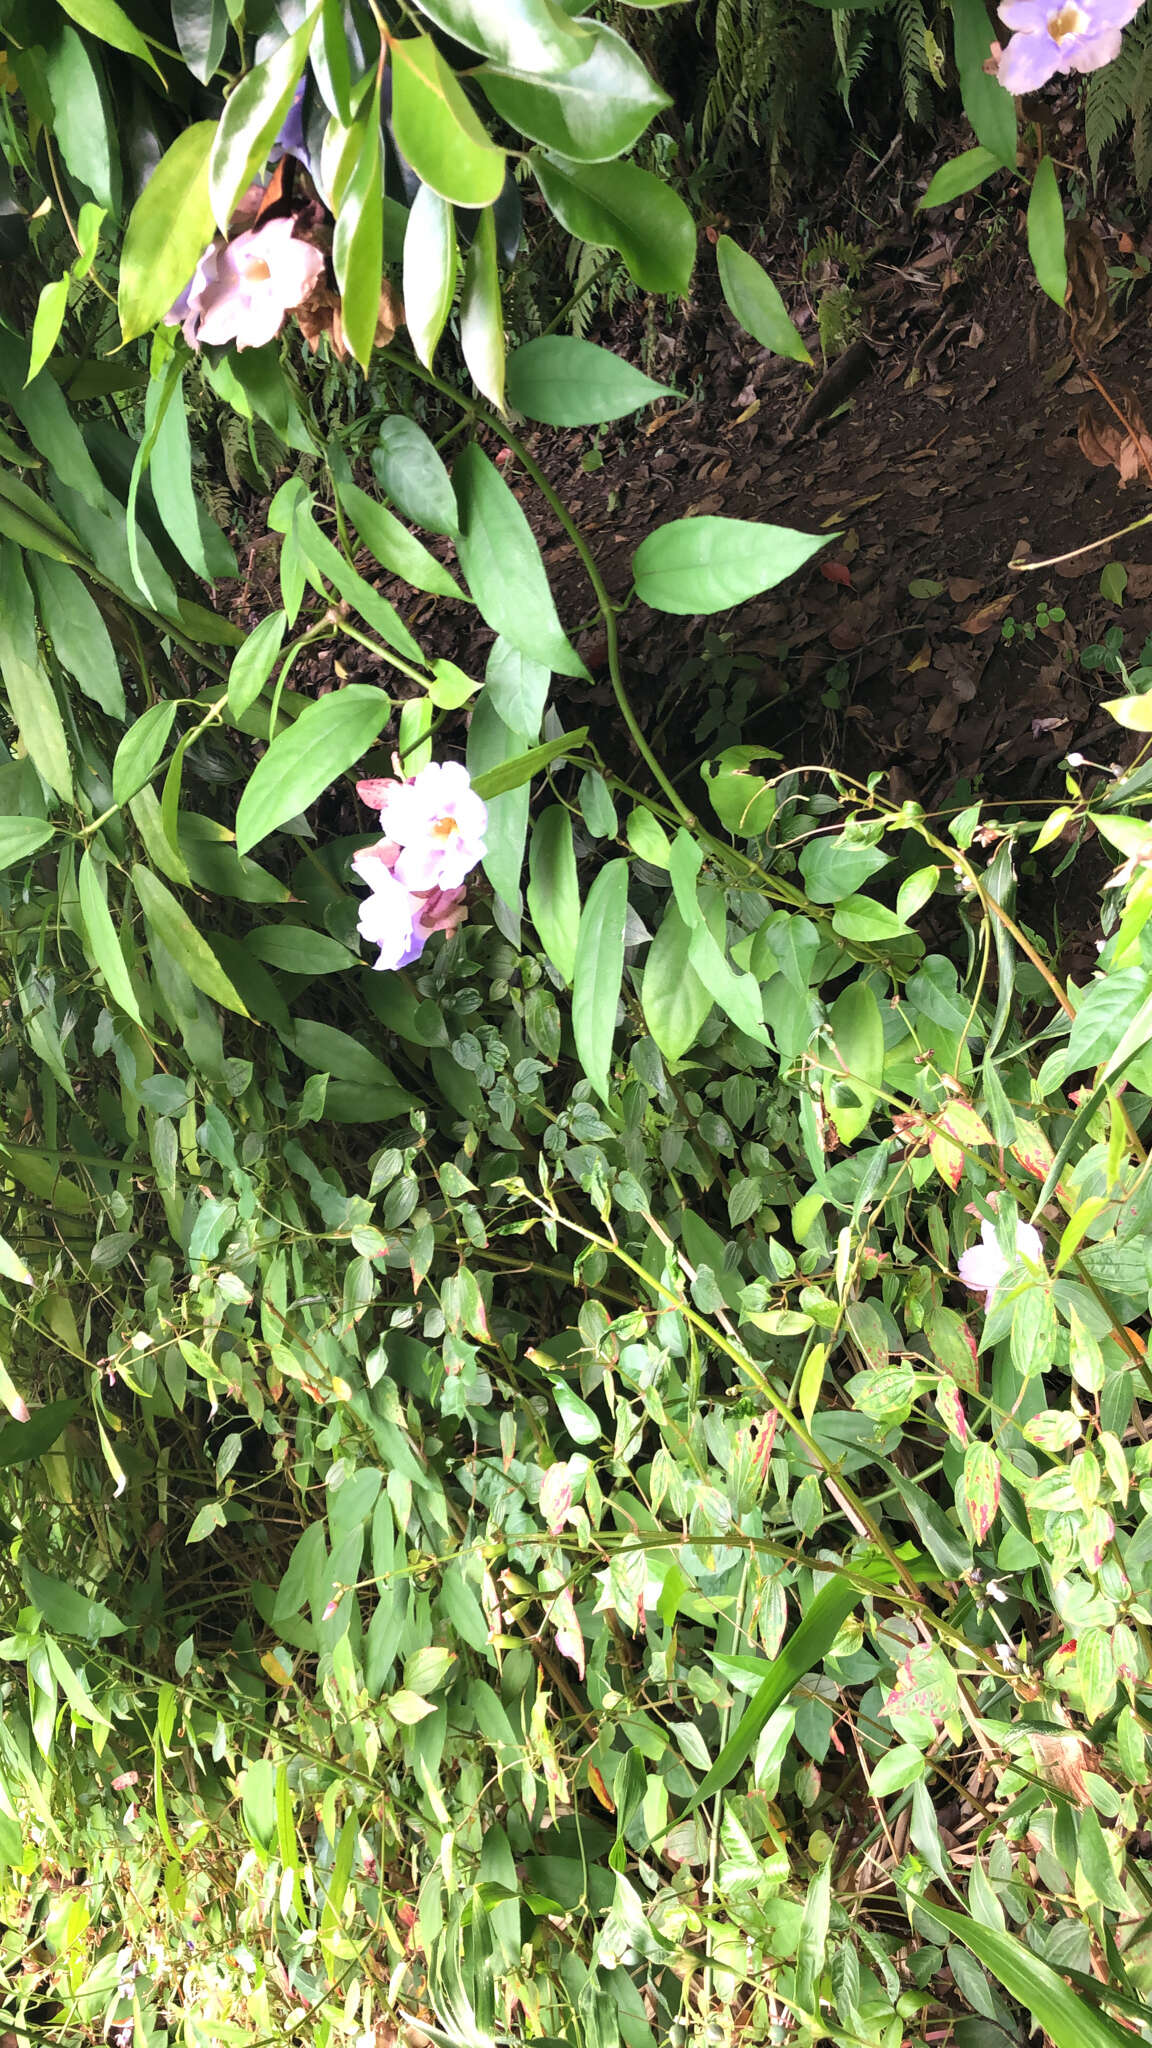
[28,279,70,387]
[113,700,179,807]
[1099,561,1128,605]
[454,443,586,676]
[293,500,424,665]
[228,611,287,721]
[460,207,506,410]
[28,556,125,720]
[0,331,107,513]
[21,1562,126,1641]
[470,727,587,799]
[572,857,628,1101]
[172,0,227,83]
[951,0,1016,163]
[1027,155,1067,309]
[42,27,118,216]
[527,804,580,983]
[467,693,530,913]
[332,87,384,372]
[919,145,1005,210]
[241,1758,277,1853]
[289,1019,407,1095]
[119,123,217,342]
[235,683,390,854]
[78,849,144,1027]
[831,894,912,942]
[869,1744,927,1796]
[249,927,357,974]
[57,0,163,75]
[716,236,811,363]
[633,515,825,616]
[340,481,463,598]
[681,1569,875,1815]
[484,636,549,736]
[1103,689,1152,731]
[642,894,718,1060]
[403,183,457,371]
[921,1903,1135,2048]
[150,365,235,581]
[506,335,673,425]
[825,980,883,1145]
[0,819,53,872]
[209,10,321,228]
[406,0,588,69]
[532,151,695,297]
[131,866,249,1017]
[799,835,890,903]
[391,34,505,206]
[478,20,670,161]
[0,1400,78,1470]
[0,638,73,805]
[373,416,460,537]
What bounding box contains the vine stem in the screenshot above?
[388,349,699,828]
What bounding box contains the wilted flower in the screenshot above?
[357,760,487,892]
[996,0,1146,93]
[958,1213,1044,1298]
[167,215,324,352]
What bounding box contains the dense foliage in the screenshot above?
[3,4,1152,2048]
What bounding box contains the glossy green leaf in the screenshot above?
[532,150,695,296]
[132,866,249,1017]
[471,728,587,798]
[293,500,424,664]
[150,365,235,581]
[289,1020,407,1095]
[42,27,118,216]
[172,0,227,82]
[373,416,460,537]
[507,335,673,425]
[825,980,883,1145]
[951,0,1016,163]
[454,443,585,676]
[57,0,163,75]
[120,122,217,342]
[1028,155,1067,309]
[391,34,505,207]
[715,236,811,363]
[633,515,825,615]
[79,849,144,1027]
[339,481,463,598]
[478,20,669,161]
[467,693,530,913]
[459,207,505,410]
[527,805,580,983]
[332,86,384,371]
[918,145,1005,210]
[403,183,457,371]
[572,858,628,1100]
[0,640,72,805]
[209,10,321,229]
[28,556,125,720]
[0,819,53,872]
[235,683,390,854]
[407,0,589,70]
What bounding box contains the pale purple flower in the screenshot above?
[958,1215,1044,1299]
[166,216,323,352]
[352,839,469,973]
[357,761,487,893]
[996,0,1145,93]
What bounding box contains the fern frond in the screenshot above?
[893,0,928,119]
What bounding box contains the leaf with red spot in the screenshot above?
[929,1126,964,1189]
[961,1440,1001,1543]
[938,1100,994,1150]
[1011,1117,1055,1181]
[846,1297,889,1369]
[934,1375,968,1442]
[540,1460,574,1534]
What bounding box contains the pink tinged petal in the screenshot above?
[997,27,1064,89]
[355,867,420,972]
[357,777,399,811]
[958,1241,1007,1296]
[350,839,400,885]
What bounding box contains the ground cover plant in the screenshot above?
[5,3,1152,2047]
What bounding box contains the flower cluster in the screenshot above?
[352,760,487,973]
[996,0,1145,92]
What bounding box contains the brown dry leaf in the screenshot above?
[1065,221,1118,357]
[1027,1730,1095,1807]
[948,576,982,602]
[959,593,1014,634]
[1078,389,1152,487]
